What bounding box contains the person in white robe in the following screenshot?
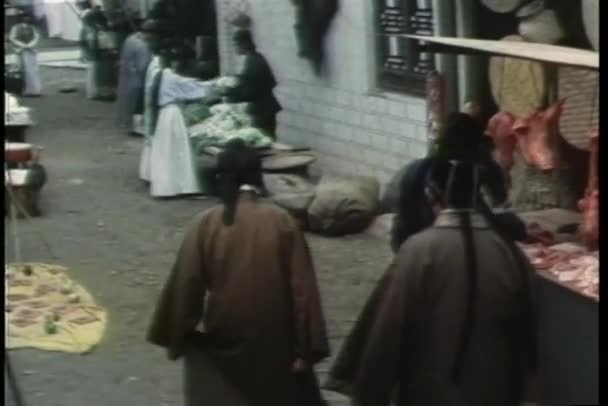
[149,51,216,198]
[114,21,152,132]
[9,14,42,97]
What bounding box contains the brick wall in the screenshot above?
[216,0,429,188]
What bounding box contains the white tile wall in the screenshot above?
[216,0,429,186]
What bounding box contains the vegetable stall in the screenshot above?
[405,34,599,406]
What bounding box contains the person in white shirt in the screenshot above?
[148,47,216,198]
[9,13,42,97]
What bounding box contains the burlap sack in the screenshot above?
[263,174,316,216]
[307,176,380,236]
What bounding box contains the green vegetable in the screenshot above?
[22,265,33,276]
[44,318,57,335]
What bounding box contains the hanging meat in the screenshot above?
[512,99,566,171]
[486,111,517,172]
[577,128,599,250]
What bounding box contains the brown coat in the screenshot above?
[326,211,537,406]
[147,194,330,406]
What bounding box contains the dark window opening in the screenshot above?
[375,0,435,96]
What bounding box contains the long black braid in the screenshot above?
[216,139,264,226]
[429,127,536,383]
[428,158,481,383]
[429,113,505,382]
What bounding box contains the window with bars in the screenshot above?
[375,0,435,96]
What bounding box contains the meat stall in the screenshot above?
[405,35,599,406]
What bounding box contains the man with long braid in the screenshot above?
[147,140,329,406]
[326,115,538,406]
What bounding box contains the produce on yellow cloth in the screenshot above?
[5,263,107,354]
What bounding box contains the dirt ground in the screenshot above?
[5,67,393,406]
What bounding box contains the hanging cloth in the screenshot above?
[292,0,339,75]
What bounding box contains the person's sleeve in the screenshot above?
[161,70,214,104]
[9,26,25,48]
[224,55,263,102]
[147,216,207,360]
[26,26,40,48]
[493,211,528,242]
[135,46,151,75]
[325,263,397,396]
[352,243,425,406]
[286,218,330,364]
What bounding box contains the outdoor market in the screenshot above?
[4,1,600,406]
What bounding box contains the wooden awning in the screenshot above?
[405,35,599,70]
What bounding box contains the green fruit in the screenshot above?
[44,320,57,335]
[22,265,33,276]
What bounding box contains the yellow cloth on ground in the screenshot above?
[5,263,107,354]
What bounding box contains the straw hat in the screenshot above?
[488,35,548,116]
[518,8,564,44]
[582,0,599,51]
[481,0,524,13]
[558,66,599,151]
[516,0,545,18]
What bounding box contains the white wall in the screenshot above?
[216,0,430,187]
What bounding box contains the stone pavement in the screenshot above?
[5,67,391,406]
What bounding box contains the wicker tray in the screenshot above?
[262,153,317,171]
[489,35,548,116]
[558,66,599,151]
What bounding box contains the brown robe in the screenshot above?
[326,211,538,406]
[147,194,330,406]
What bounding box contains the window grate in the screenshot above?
[375,0,435,95]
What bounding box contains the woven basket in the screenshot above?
[489,35,548,116]
[582,0,599,51]
[558,67,599,151]
[518,8,565,44]
[481,0,524,13]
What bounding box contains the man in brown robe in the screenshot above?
[325,138,538,406]
[147,139,329,406]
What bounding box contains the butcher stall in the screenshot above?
[406,35,599,406]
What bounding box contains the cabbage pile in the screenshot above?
[189,102,273,152]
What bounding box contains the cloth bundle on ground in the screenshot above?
[263,174,316,227]
[307,176,380,236]
[189,102,273,152]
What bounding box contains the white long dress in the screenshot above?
[149,68,215,198]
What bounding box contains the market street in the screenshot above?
[5,66,392,406]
